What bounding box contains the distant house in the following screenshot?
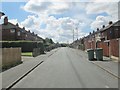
[0,16,43,42]
[83,31,96,50]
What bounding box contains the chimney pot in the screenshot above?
[23,27,25,30]
[16,23,19,27]
[109,21,113,25]
[4,16,8,25]
[97,28,99,31]
[103,25,105,28]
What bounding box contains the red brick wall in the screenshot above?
[91,40,95,50]
[97,41,109,57]
[97,39,119,57]
[110,39,119,57]
[84,40,91,50]
[2,29,16,40]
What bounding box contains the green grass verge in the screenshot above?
[21,52,33,56]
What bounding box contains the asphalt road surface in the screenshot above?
[12,47,118,88]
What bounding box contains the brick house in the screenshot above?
[100,21,120,41]
[0,17,43,42]
[98,20,120,59]
[84,31,96,50]
[83,20,120,60]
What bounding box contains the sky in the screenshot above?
[0,0,119,43]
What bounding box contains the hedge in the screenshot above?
[1,41,44,52]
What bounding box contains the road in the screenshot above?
[5,47,119,88]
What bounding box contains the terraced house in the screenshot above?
[0,16,43,41]
[83,20,120,60]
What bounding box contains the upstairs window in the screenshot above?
[10,29,15,33]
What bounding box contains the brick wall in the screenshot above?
[97,39,119,58]
[2,29,16,40]
[84,39,96,50]
[97,41,109,57]
[110,39,119,57]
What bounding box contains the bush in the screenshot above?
[1,41,44,52]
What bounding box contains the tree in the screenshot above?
[49,39,54,44]
[44,38,54,44]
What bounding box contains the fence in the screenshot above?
[2,48,22,69]
[32,48,45,57]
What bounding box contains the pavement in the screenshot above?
[74,48,119,79]
[0,47,119,88]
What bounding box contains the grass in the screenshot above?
[21,52,33,56]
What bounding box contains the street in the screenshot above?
[9,47,118,88]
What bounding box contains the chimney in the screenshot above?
[32,32,34,35]
[28,30,30,33]
[109,21,113,25]
[23,27,25,30]
[93,30,95,33]
[89,32,91,35]
[4,16,8,25]
[16,23,19,27]
[102,25,105,28]
[97,28,99,31]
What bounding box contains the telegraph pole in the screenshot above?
[76,27,78,40]
[73,29,74,42]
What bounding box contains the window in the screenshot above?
[17,31,20,36]
[10,29,15,33]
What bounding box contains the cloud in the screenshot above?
[8,19,24,28]
[20,14,87,43]
[86,2,118,20]
[85,2,118,30]
[20,1,119,43]
[21,15,40,29]
[21,0,70,15]
[90,16,109,30]
[90,0,120,2]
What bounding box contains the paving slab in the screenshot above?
[74,48,119,78]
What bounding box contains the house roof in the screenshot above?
[100,20,120,32]
[1,22,26,33]
[1,22,17,29]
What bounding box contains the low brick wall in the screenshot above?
[2,48,22,69]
